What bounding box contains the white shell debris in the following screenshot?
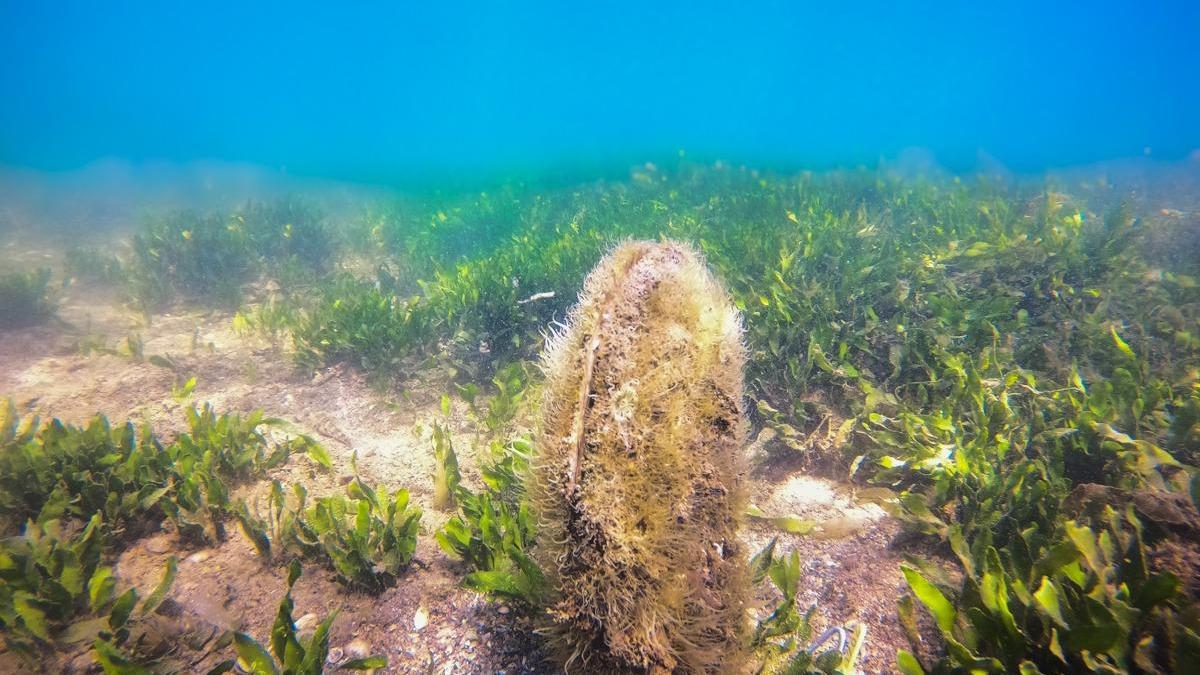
[413,605,429,631]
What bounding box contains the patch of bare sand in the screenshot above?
[745,467,944,673]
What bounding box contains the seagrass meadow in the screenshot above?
[1,162,1199,674]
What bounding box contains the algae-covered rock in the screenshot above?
[532,240,749,673]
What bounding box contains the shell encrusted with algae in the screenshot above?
[532,240,749,673]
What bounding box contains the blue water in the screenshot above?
[1,1,1198,183]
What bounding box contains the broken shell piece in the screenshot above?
[413,605,429,631]
[346,638,371,660]
[294,613,318,634]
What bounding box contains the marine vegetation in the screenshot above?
[119,198,332,311]
[0,513,176,659]
[238,197,335,274]
[430,420,460,510]
[342,169,1192,673]
[237,475,422,592]
[289,272,433,379]
[126,210,257,309]
[212,560,387,674]
[64,246,125,285]
[0,268,54,328]
[6,164,1200,672]
[0,400,331,669]
[436,436,543,605]
[749,538,867,674]
[300,478,422,591]
[481,362,531,437]
[530,240,750,673]
[0,400,326,542]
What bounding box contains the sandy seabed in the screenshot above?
[0,273,937,674]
